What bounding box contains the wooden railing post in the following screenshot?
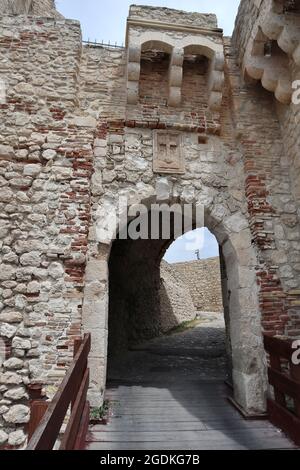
[28,401,49,441]
[26,333,91,451]
[290,363,300,417]
[27,384,48,441]
[264,334,300,446]
[270,352,287,407]
[73,338,83,358]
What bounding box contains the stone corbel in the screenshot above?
[168,48,184,107]
[259,2,300,65]
[208,51,225,112]
[242,1,300,104]
[127,45,141,105]
[244,53,292,104]
[243,13,295,104]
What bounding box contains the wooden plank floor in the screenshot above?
[86,319,298,450]
[86,380,298,450]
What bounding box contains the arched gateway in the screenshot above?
[83,195,267,414]
[0,1,300,447]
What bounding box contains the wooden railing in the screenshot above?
[264,334,300,445]
[27,333,91,451]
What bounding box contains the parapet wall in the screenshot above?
[128,5,218,29]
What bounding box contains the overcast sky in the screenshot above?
[55,1,235,262]
[56,0,241,44]
[164,228,219,263]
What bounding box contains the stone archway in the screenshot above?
[83,195,268,415]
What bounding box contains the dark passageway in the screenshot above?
[87,225,296,450]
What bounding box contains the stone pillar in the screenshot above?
[208,51,225,111]
[168,48,184,107]
[127,45,141,105]
[82,258,109,407]
[222,230,268,415]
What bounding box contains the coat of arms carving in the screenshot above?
[153,131,185,174]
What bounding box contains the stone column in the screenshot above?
[82,258,109,407]
[127,45,141,105]
[168,48,184,107]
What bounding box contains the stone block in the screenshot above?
[85,260,108,283]
[0,430,8,446]
[3,405,30,424]
[4,386,28,401]
[232,369,267,415]
[12,337,31,350]
[8,430,26,446]
[72,116,97,128]
[0,323,17,339]
[0,311,22,324]
[0,145,14,159]
[0,372,23,386]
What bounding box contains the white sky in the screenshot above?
[164,228,219,263]
[55,1,235,262]
[56,0,241,44]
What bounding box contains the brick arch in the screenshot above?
[180,40,225,111]
[126,33,177,105]
[139,40,174,106]
[83,194,267,415]
[126,34,225,110]
[181,43,225,111]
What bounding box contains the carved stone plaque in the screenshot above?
[153,131,185,174]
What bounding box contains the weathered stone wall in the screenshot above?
[0,0,62,17]
[108,256,198,356]
[162,258,223,312]
[159,260,196,332]
[0,15,88,447]
[0,1,300,446]
[232,0,300,337]
[232,0,261,66]
[126,11,224,130]
[129,5,218,29]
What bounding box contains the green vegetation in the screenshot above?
[166,318,201,336]
[90,400,110,422]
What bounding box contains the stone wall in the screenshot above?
[231,0,300,337]
[159,260,196,333]
[0,1,300,446]
[128,5,218,29]
[162,258,223,312]
[0,15,86,447]
[0,0,62,17]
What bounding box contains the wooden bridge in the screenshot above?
[26,334,300,451]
